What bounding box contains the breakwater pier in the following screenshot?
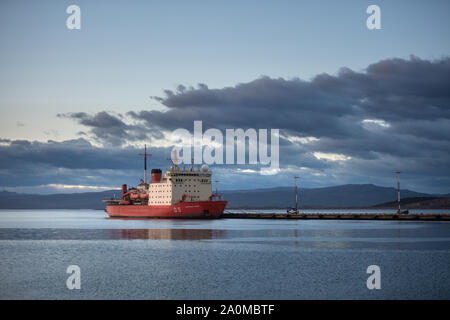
[222,212,450,221]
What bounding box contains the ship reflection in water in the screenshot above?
[0,228,226,241]
[110,228,226,240]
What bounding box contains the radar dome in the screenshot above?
[201,164,209,172]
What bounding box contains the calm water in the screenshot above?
[1,209,450,299]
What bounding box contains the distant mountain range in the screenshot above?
[0,190,118,210]
[222,184,450,208]
[0,184,449,209]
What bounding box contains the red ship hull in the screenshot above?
[106,200,227,219]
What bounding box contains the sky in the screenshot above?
[0,0,449,194]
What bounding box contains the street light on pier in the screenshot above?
[396,171,401,214]
[294,176,299,214]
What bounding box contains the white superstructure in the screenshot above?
[147,165,213,205]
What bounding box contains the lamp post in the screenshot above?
[396,171,401,214]
[294,176,299,214]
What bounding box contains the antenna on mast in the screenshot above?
[168,149,180,170]
[139,144,152,184]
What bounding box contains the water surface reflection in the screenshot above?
[114,228,226,240]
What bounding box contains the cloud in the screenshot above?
[0,138,174,189]
[130,56,449,192]
[57,111,151,146]
[2,56,450,193]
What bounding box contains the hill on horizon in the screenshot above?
[373,197,450,210]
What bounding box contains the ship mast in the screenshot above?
[139,144,152,184]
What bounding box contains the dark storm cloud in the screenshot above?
[2,56,450,193]
[148,56,450,140]
[128,57,450,147]
[129,56,450,191]
[358,57,450,121]
[0,138,173,187]
[130,75,365,139]
[58,112,151,146]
